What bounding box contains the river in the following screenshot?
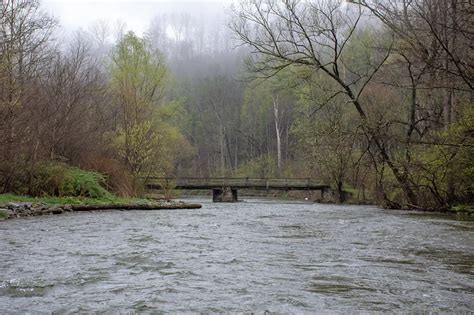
[1,198,473,313]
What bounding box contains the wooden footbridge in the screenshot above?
[146,177,330,202]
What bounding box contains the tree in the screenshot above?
[241,75,294,176]
[292,69,363,203]
[191,75,243,176]
[109,31,167,179]
[230,0,473,208]
[230,0,422,207]
[0,0,56,191]
[357,0,473,92]
[351,0,473,207]
[33,32,109,164]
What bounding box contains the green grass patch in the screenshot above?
[449,204,474,215]
[0,193,152,206]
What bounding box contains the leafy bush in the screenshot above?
[60,167,111,198]
[83,157,136,197]
[3,162,111,198]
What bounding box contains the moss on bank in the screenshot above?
[449,204,474,215]
[0,193,151,206]
[0,193,202,220]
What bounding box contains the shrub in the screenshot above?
[60,167,111,198]
[2,162,112,198]
[82,157,136,197]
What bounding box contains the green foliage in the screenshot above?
[111,102,195,178]
[291,75,360,187]
[110,31,167,117]
[29,162,65,196]
[372,104,474,209]
[109,32,192,182]
[152,101,196,175]
[234,155,277,178]
[0,193,150,206]
[60,167,111,198]
[409,105,474,207]
[114,120,162,175]
[450,204,474,215]
[7,162,112,198]
[110,32,167,171]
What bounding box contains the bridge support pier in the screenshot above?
[212,187,238,202]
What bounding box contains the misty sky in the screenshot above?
[42,0,234,36]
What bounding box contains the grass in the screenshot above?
[0,193,155,206]
[449,204,474,215]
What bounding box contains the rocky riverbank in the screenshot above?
[0,201,202,220]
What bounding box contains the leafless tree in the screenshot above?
[357,0,473,92]
[230,0,422,207]
[0,0,57,191]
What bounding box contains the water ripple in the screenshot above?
[0,198,473,313]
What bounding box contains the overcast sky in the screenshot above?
[42,0,234,36]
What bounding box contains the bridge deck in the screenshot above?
[147,177,329,191]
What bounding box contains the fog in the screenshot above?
[42,0,234,36]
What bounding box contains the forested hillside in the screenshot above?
[0,0,472,210]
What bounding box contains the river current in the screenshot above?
[1,198,473,313]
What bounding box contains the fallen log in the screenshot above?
[71,203,202,211]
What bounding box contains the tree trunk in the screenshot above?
[337,180,344,203]
[219,125,226,176]
[272,93,282,175]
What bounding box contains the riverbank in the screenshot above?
[449,204,474,215]
[0,194,202,220]
[174,190,473,215]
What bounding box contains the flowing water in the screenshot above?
[1,198,473,313]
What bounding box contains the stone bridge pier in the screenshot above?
[212,187,238,202]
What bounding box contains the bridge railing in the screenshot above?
[146,177,328,189]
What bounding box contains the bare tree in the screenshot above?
[230,0,423,207]
[32,32,109,164]
[356,0,473,92]
[0,0,56,191]
[355,0,474,205]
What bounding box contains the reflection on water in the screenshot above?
[0,198,473,312]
